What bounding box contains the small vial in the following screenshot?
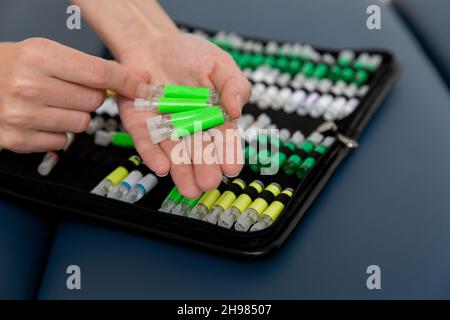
[159,186,183,213]
[37,133,75,176]
[310,94,334,118]
[268,130,305,169]
[122,173,158,204]
[317,79,333,94]
[283,90,307,113]
[283,132,324,175]
[337,50,355,67]
[218,180,264,229]
[235,183,282,232]
[251,188,294,231]
[297,137,336,179]
[275,73,291,87]
[331,80,347,96]
[135,97,213,113]
[250,83,266,104]
[140,84,219,103]
[91,155,141,196]
[297,92,320,116]
[236,114,255,131]
[104,116,119,132]
[203,178,246,224]
[323,97,348,121]
[188,178,228,220]
[147,106,231,144]
[356,85,369,97]
[337,98,360,120]
[265,41,279,55]
[86,114,107,135]
[244,113,271,142]
[172,194,203,216]
[272,88,292,111]
[107,168,144,201]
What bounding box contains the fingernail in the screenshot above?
[136,83,149,99]
[156,172,169,178]
[236,94,243,116]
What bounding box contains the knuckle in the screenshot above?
[18,38,51,62]
[9,77,39,100]
[3,106,26,127]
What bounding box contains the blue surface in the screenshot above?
[394,0,450,87]
[0,201,53,299]
[35,0,450,299]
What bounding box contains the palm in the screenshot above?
[118,32,251,198]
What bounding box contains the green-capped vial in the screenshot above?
[171,194,203,216]
[329,65,342,82]
[313,63,329,79]
[112,132,134,148]
[283,132,323,175]
[288,59,302,75]
[135,97,213,113]
[354,69,369,87]
[269,131,305,170]
[342,68,355,83]
[302,62,316,77]
[235,183,282,232]
[250,188,294,231]
[188,178,229,220]
[296,136,336,179]
[147,106,231,144]
[142,84,219,103]
[203,179,246,224]
[218,180,264,229]
[159,186,183,213]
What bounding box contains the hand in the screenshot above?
[0,38,145,153]
[118,31,252,198]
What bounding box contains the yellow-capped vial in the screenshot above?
[218,180,264,229]
[250,188,294,231]
[234,182,282,232]
[171,194,203,216]
[203,178,246,224]
[91,155,141,196]
[188,178,229,220]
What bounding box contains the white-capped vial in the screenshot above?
[356,85,369,97]
[91,156,141,196]
[310,94,334,118]
[122,173,158,204]
[368,54,383,71]
[323,97,348,121]
[107,170,144,201]
[264,68,280,84]
[265,41,279,55]
[96,97,116,115]
[291,130,305,146]
[317,79,333,94]
[331,80,347,96]
[272,87,292,111]
[275,73,291,87]
[303,78,319,91]
[322,53,336,65]
[252,42,264,54]
[242,40,254,52]
[283,90,307,114]
[297,92,320,116]
[279,128,291,142]
[250,68,266,83]
[343,83,358,98]
[250,83,266,104]
[245,113,271,142]
[236,114,255,131]
[337,98,360,120]
[37,133,75,176]
[86,115,106,135]
[94,130,114,147]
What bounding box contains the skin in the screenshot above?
[0,0,251,199]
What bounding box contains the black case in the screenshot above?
[0,26,401,258]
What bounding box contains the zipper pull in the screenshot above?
[316,121,359,149]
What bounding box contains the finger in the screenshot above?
[208,121,244,178]
[160,139,203,199]
[2,128,67,153]
[34,77,106,112]
[44,42,146,99]
[5,102,90,133]
[184,132,222,191]
[210,57,252,119]
[118,97,170,176]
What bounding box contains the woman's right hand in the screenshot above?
[0,38,146,153]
